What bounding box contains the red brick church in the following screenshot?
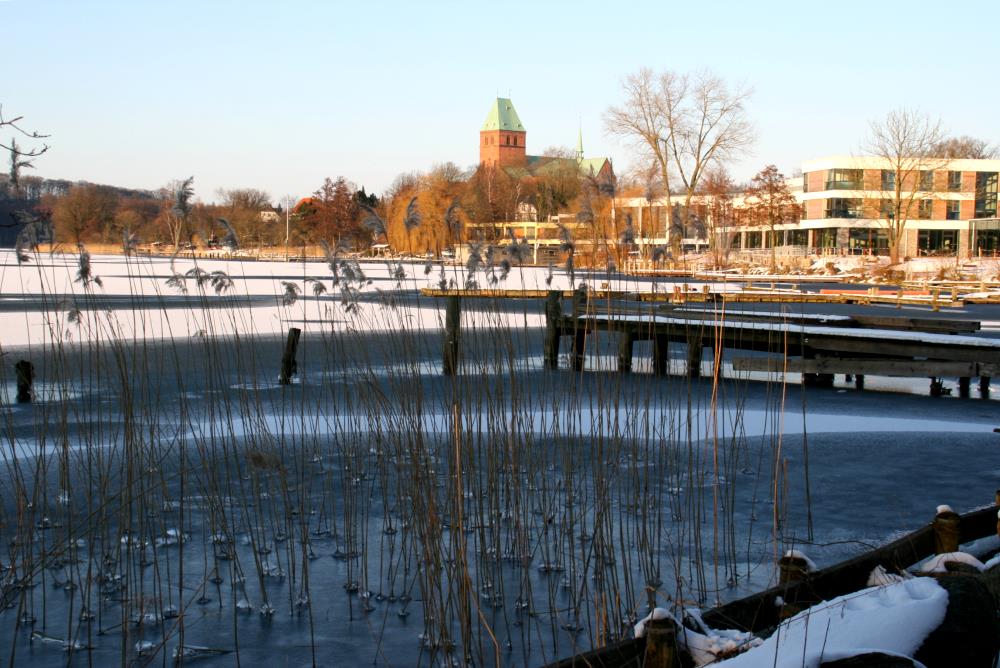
[478,97,613,184]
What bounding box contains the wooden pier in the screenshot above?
[539,290,1000,394]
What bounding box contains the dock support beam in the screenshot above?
[854,374,865,390]
[279,328,301,385]
[930,377,945,397]
[981,376,991,397]
[686,332,703,378]
[572,329,586,372]
[543,290,562,370]
[959,376,971,398]
[15,360,33,403]
[443,295,461,376]
[618,332,635,373]
[653,334,669,376]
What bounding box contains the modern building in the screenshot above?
[616,156,1000,258]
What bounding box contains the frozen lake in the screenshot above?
[1,250,998,666]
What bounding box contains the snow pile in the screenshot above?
[717,577,947,667]
[783,549,817,572]
[634,608,761,665]
[867,564,910,587]
[917,551,985,574]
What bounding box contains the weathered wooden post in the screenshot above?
[642,617,680,668]
[443,295,461,376]
[279,328,301,385]
[543,290,562,370]
[686,327,703,378]
[855,374,865,390]
[571,286,588,372]
[653,334,669,376]
[618,331,635,372]
[980,376,991,397]
[958,376,971,398]
[933,505,961,554]
[932,288,940,312]
[15,360,34,403]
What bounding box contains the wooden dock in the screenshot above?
[538,290,999,395]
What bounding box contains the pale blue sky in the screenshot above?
[5,0,999,203]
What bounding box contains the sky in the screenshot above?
[5,0,1000,204]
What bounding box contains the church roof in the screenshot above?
[481,98,525,132]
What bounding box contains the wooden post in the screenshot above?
[642,617,680,668]
[572,329,586,372]
[618,331,635,373]
[279,328,301,385]
[932,288,940,312]
[933,507,960,554]
[653,334,669,376]
[854,374,865,390]
[443,295,461,376]
[958,376,971,398]
[543,290,562,370]
[929,377,945,397]
[686,328,703,378]
[15,360,33,403]
[980,376,991,397]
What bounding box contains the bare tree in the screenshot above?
[929,135,998,160]
[606,68,753,255]
[743,165,800,271]
[0,104,49,158]
[863,109,946,263]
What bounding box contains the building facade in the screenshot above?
[616,156,1000,258]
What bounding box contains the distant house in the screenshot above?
[478,97,613,186]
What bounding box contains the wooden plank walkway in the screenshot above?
[538,291,999,393]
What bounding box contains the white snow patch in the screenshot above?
[783,549,817,572]
[917,551,985,574]
[717,578,947,668]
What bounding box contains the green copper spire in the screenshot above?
[481,98,525,132]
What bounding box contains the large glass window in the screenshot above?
[918,199,933,220]
[946,200,961,220]
[813,228,838,250]
[849,228,888,254]
[825,198,863,219]
[919,170,934,191]
[881,170,896,190]
[917,229,958,255]
[947,171,962,191]
[802,172,810,194]
[975,171,998,218]
[825,169,862,190]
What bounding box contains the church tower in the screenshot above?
[479,98,526,168]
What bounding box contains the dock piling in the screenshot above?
[443,295,462,376]
[543,290,562,370]
[279,328,301,385]
[642,617,680,668]
[15,360,33,403]
[959,377,971,398]
[653,334,669,376]
[618,332,635,373]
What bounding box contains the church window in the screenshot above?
[506,136,510,146]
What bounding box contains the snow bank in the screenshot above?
[717,577,947,668]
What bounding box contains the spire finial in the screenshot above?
[576,120,584,162]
